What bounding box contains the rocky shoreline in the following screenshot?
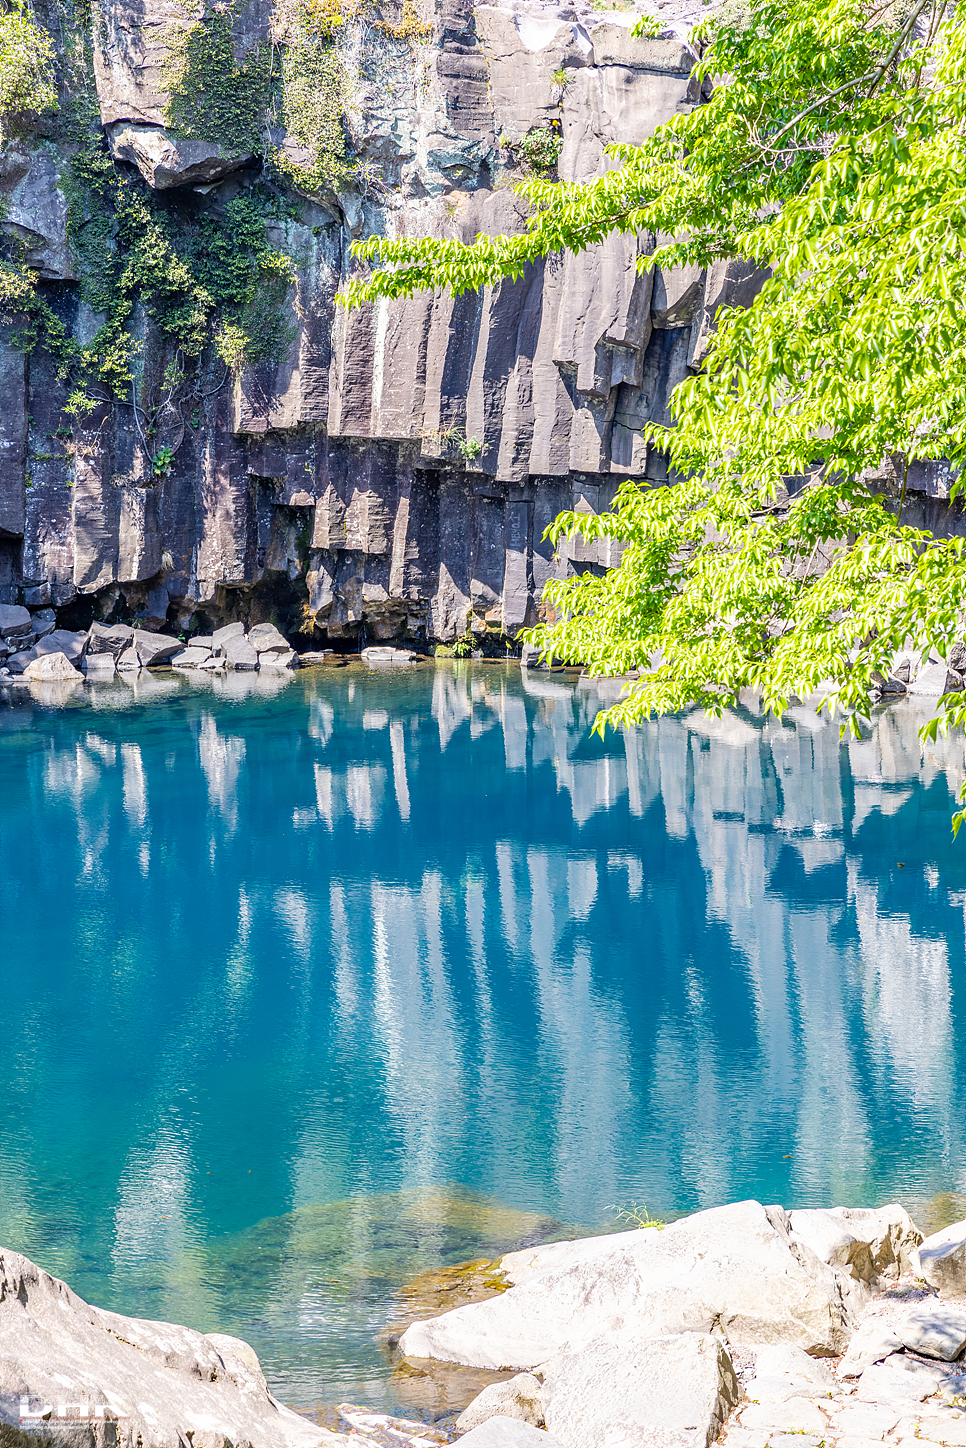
[4,598,966,709]
[6,1201,966,1448]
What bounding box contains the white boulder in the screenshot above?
[226,634,260,670]
[742,1343,839,1401]
[23,651,81,682]
[399,1201,852,1370]
[0,1246,350,1448]
[540,1333,740,1448]
[838,1315,905,1376]
[895,1302,966,1360]
[457,1420,563,1448]
[914,1220,966,1298]
[457,1373,546,1431]
[249,623,291,655]
[171,646,212,669]
[788,1204,921,1285]
[855,1352,949,1403]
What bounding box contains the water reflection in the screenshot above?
[1,664,966,1407]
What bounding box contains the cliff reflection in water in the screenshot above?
[1,662,966,1406]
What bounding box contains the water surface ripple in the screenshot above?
[1,662,965,1408]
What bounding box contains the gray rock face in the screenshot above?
[88,621,136,657]
[0,1245,350,1448]
[457,1374,547,1432]
[0,143,74,281]
[540,1333,740,1448]
[0,604,31,637]
[915,1220,966,1298]
[3,0,961,640]
[106,123,255,189]
[399,1201,853,1370]
[226,633,260,669]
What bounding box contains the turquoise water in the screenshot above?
[2,661,966,1412]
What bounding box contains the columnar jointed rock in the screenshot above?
[0,1246,352,1448]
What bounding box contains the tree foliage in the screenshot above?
[340,0,966,826]
[0,2,56,142]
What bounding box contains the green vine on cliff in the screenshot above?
[270,0,354,193]
[160,5,274,155]
[0,130,299,415]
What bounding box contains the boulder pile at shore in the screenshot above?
[6,1201,966,1448]
[0,605,299,681]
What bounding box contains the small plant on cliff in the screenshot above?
[458,435,482,460]
[341,0,966,832]
[0,2,56,141]
[513,123,562,174]
[151,445,175,477]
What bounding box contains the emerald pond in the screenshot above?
[1,661,965,1414]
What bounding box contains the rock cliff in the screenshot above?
[0,0,956,644]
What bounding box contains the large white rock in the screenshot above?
[855,1353,949,1403]
[788,1204,921,1285]
[399,1202,852,1370]
[457,1373,546,1431]
[895,1302,966,1361]
[540,1333,740,1448]
[914,1220,966,1298]
[23,651,81,682]
[0,1246,351,1448]
[457,1419,563,1448]
[838,1315,904,1376]
[742,1344,839,1401]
